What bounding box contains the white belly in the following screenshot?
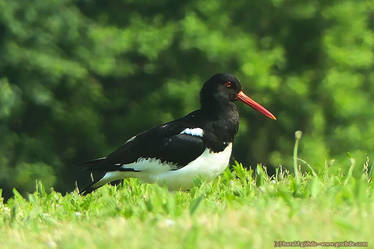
[145,143,232,190]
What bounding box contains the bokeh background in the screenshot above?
[1,0,374,199]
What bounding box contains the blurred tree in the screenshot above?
[0,0,373,198]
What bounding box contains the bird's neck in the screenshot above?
[200,100,239,151]
[201,99,239,120]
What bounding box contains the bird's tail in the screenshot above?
[79,178,103,195]
[80,157,108,195]
[80,157,138,195]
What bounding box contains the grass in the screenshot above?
[1,134,374,249]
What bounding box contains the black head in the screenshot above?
[200,73,276,120]
[200,73,242,104]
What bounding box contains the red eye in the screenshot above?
[225,81,232,88]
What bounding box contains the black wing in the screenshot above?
[85,111,206,172]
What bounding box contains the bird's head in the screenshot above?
[200,73,276,120]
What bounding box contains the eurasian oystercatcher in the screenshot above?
[80,73,276,195]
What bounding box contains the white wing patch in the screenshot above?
[180,128,204,137]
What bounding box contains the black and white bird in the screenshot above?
[80,73,276,195]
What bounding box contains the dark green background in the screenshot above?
[1,0,373,198]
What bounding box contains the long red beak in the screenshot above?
[236,91,277,120]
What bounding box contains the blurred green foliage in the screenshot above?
[0,0,373,198]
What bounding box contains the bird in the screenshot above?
[80,73,276,195]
